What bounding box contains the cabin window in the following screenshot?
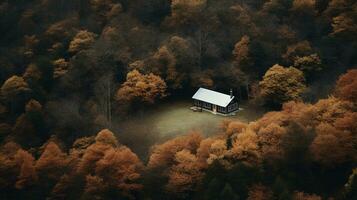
[202,102,211,109]
[217,106,226,113]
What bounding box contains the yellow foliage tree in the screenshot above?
[259,64,306,107]
[1,76,31,101]
[68,30,97,53]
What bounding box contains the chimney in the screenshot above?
[230,89,233,98]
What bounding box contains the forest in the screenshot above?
[0,0,356,199]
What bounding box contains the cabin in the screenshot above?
[192,88,239,115]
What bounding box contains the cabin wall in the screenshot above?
[194,100,201,107]
[194,100,213,111]
[217,106,227,114]
[227,102,238,112]
[194,99,238,114]
[202,102,212,110]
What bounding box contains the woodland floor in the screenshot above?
[113,100,263,160]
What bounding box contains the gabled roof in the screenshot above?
[192,88,234,107]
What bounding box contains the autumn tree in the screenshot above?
[81,175,109,199]
[35,142,68,189]
[335,69,357,103]
[166,36,195,67]
[53,59,70,79]
[145,36,197,89]
[166,149,204,195]
[0,76,31,109]
[76,129,143,198]
[46,128,142,199]
[0,142,21,190]
[228,128,261,166]
[330,14,357,39]
[94,147,143,198]
[23,64,42,83]
[14,149,37,189]
[165,0,219,69]
[282,41,313,64]
[147,133,206,197]
[95,129,118,147]
[116,70,167,106]
[68,30,97,53]
[222,120,248,137]
[255,121,287,161]
[1,144,38,196]
[196,138,216,167]
[44,18,78,44]
[291,0,317,16]
[309,123,355,167]
[0,0,356,199]
[149,45,181,89]
[233,35,253,73]
[247,184,273,200]
[232,35,262,92]
[147,133,231,197]
[166,0,207,29]
[12,99,45,146]
[206,139,227,166]
[293,54,323,77]
[76,129,118,174]
[72,136,96,153]
[259,64,306,108]
[283,41,323,79]
[190,70,214,88]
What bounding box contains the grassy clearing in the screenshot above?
[113,100,263,159]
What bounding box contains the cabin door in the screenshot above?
[212,105,217,113]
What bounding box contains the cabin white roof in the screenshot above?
[192,88,234,107]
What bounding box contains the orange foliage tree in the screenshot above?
[335,69,357,103]
[74,129,143,199]
[233,35,253,73]
[35,142,68,183]
[148,132,203,169]
[116,70,167,105]
[14,149,37,189]
[166,149,204,194]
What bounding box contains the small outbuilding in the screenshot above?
[192,87,239,115]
